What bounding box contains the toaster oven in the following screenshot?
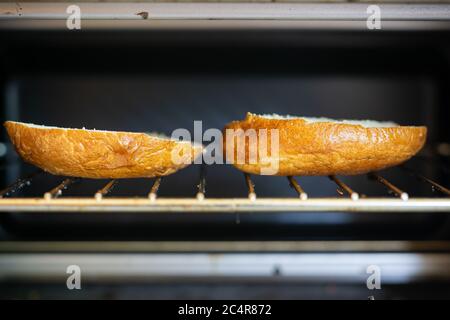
[0,1,449,300]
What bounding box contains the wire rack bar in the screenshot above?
[0,172,40,198]
[329,175,359,201]
[287,176,307,200]
[95,180,117,200]
[0,198,449,213]
[369,172,409,201]
[43,178,76,200]
[418,175,450,196]
[148,177,162,202]
[244,173,256,201]
[196,164,207,201]
[402,166,450,196]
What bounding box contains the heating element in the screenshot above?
[0,163,449,213]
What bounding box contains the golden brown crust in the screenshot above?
[4,121,202,179]
[223,113,427,176]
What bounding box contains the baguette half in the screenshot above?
[4,121,202,179]
[223,113,427,176]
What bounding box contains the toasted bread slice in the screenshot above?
[5,121,202,179]
[223,113,427,176]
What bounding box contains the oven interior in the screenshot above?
[0,16,450,299]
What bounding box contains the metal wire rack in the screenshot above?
[0,163,449,213]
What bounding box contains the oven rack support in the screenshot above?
[2,252,450,284]
[1,3,450,31]
[1,3,450,21]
